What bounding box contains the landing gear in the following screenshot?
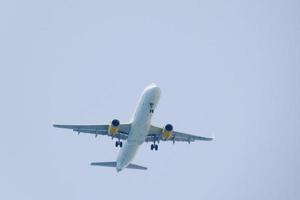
[150,137,159,151]
[115,141,123,148]
[150,144,158,151]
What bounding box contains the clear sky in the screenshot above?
[0,0,299,199]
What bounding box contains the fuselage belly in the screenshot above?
[116,84,161,171]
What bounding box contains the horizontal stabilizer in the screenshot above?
[90,162,147,170]
[91,162,116,167]
[126,163,147,170]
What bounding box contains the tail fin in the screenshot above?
[90,162,147,170]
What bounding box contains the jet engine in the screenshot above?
[162,124,173,140]
[108,119,120,135]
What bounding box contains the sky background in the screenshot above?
[0,0,299,199]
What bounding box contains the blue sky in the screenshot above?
[0,0,299,199]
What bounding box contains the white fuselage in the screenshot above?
[116,84,161,172]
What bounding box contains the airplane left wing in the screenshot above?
[53,123,131,140]
[147,125,213,143]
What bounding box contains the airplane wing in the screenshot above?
[53,124,131,140]
[146,125,213,143]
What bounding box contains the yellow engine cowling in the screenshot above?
[162,124,173,140]
[108,119,120,136]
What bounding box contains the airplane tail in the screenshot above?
[90,162,147,170]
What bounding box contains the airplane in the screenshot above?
[53,83,213,172]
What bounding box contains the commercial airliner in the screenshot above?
[53,83,213,172]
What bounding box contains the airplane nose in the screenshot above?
[145,83,160,91]
[148,83,157,88]
[148,83,161,93]
[153,86,161,93]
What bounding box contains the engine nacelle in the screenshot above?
[108,119,120,136]
[162,124,173,140]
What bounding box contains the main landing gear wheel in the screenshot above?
[115,141,123,148]
[150,144,158,151]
